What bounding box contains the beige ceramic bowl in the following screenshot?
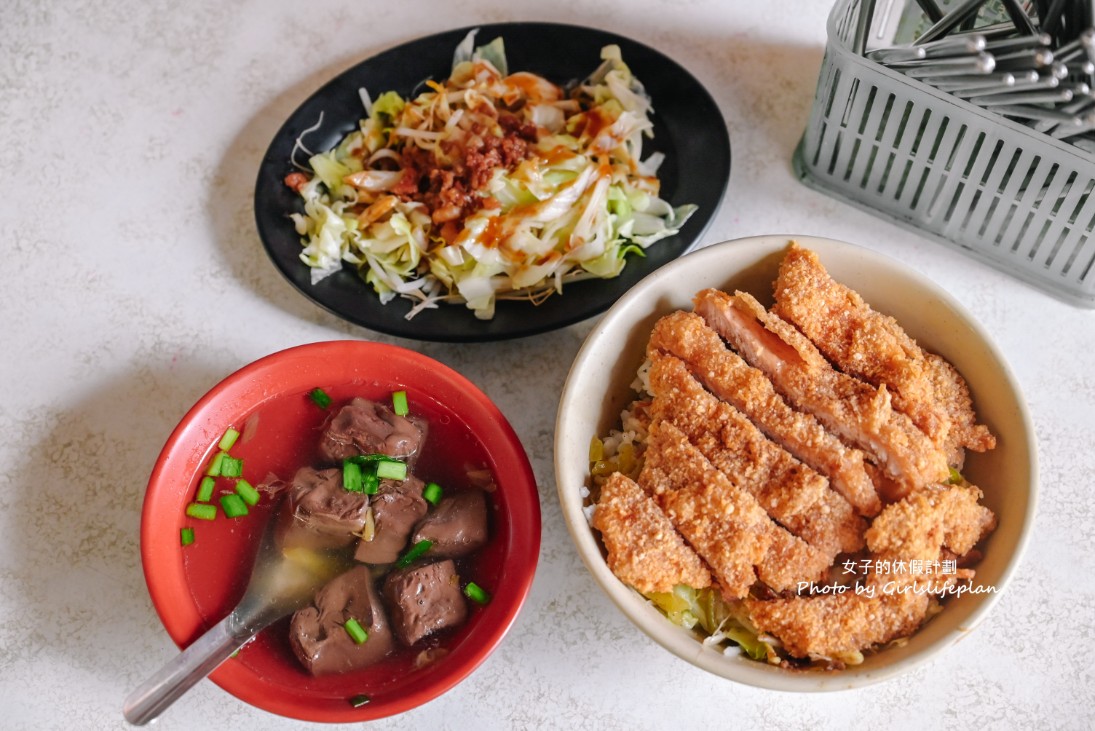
[554,235,1037,691]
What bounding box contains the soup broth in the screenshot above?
[179,381,504,700]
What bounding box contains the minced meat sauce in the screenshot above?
[389,113,538,228]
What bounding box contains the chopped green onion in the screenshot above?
[185,503,217,521]
[423,482,443,505]
[464,581,491,605]
[196,476,216,502]
[220,493,249,518]
[392,390,409,416]
[309,387,332,409]
[376,460,407,481]
[180,527,195,546]
[347,453,396,466]
[206,451,225,477]
[396,539,433,568]
[219,455,243,478]
[343,617,368,645]
[344,454,400,494]
[235,479,260,506]
[348,694,371,708]
[363,470,379,495]
[948,467,963,484]
[218,428,240,451]
[343,459,364,493]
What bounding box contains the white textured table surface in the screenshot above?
[3,1,1093,729]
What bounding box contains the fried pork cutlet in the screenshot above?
[647,352,864,559]
[592,472,712,595]
[695,288,951,500]
[866,482,997,568]
[589,244,999,669]
[640,421,830,597]
[745,480,997,661]
[772,243,996,466]
[648,310,881,517]
[745,585,934,661]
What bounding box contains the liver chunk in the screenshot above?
[319,397,426,463]
[289,565,395,676]
[354,477,428,564]
[383,560,468,645]
[277,466,369,551]
[410,489,489,558]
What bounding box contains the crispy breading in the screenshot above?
[924,353,997,464]
[592,472,712,594]
[648,353,826,516]
[772,243,996,465]
[640,421,768,597]
[779,490,865,559]
[648,310,881,517]
[755,528,833,594]
[695,288,951,500]
[746,482,999,661]
[647,353,864,558]
[745,587,933,660]
[866,482,997,566]
[639,421,829,596]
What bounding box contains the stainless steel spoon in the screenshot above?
[123,501,348,725]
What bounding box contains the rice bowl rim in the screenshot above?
[553,234,1037,692]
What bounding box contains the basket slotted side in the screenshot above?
[795,0,1095,307]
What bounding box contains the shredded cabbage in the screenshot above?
[646,585,778,663]
[287,31,696,320]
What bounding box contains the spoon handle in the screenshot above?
[122,614,251,725]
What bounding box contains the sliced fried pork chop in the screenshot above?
[647,353,864,559]
[592,471,712,595]
[744,584,933,661]
[772,243,995,466]
[746,472,996,662]
[639,421,830,597]
[694,289,950,501]
[648,310,881,516]
[866,482,996,568]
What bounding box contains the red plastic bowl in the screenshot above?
[140,341,540,722]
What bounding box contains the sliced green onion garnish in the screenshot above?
[464,581,491,605]
[423,482,443,505]
[396,539,433,568]
[219,455,243,478]
[363,470,379,495]
[220,493,248,518]
[948,466,963,484]
[309,387,332,409]
[180,527,195,546]
[235,479,260,506]
[185,503,217,521]
[376,460,407,481]
[392,390,409,416]
[343,617,368,645]
[348,694,371,708]
[343,460,364,493]
[347,453,396,466]
[218,427,240,451]
[206,451,225,477]
[196,476,216,502]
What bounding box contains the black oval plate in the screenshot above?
[254,22,731,342]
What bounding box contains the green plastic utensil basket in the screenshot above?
[794,0,1095,307]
